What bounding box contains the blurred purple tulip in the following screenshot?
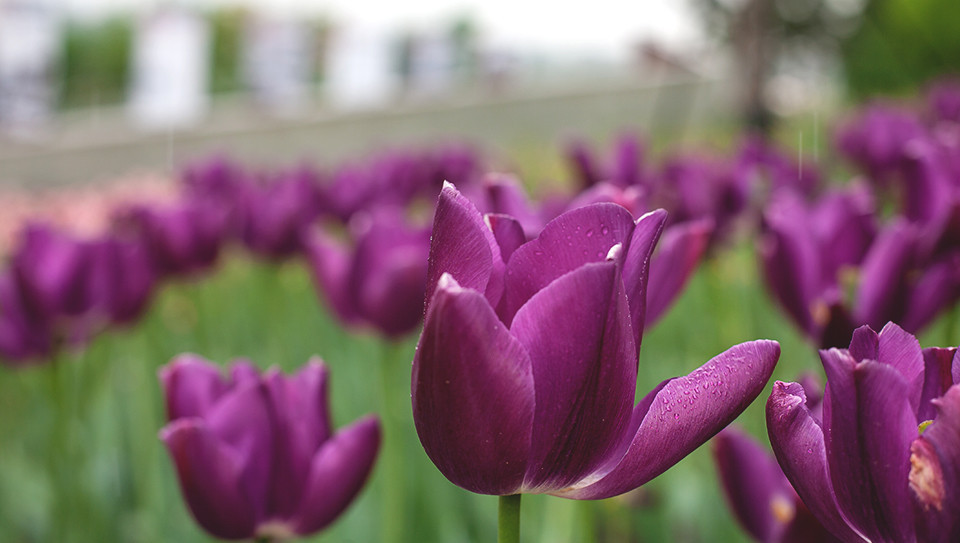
[239,167,323,260]
[304,207,431,338]
[928,78,960,124]
[836,105,926,182]
[762,185,960,347]
[88,235,157,325]
[767,323,960,543]
[714,426,841,543]
[565,132,647,190]
[0,270,54,364]
[657,152,749,244]
[411,183,780,497]
[181,155,249,205]
[322,145,481,221]
[735,135,820,196]
[10,223,97,320]
[159,355,380,540]
[119,197,230,279]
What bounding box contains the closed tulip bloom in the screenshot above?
[11,223,97,320]
[714,381,841,543]
[159,355,380,540]
[304,207,431,338]
[239,168,323,260]
[0,270,54,364]
[767,322,960,543]
[836,105,926,182]
[928,78,960,123]
[412,183,780,498]
[88,235,157,325]
[119,198,229,278]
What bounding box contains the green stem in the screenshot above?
[498,494,521,543]
[377,338,410,543]
[945,302,958,346]
[46,350,73,543]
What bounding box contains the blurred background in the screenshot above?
[2,0,955,189]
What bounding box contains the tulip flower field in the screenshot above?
[2,80,960,543]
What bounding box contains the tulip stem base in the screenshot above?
[498,494,521,543]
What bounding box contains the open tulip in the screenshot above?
[412,183,780,502]
[767,322,960,543]
[159,355,380,540]
[713,376,838,543]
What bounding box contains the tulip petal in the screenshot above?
[503,203,636,324]
[854,221,915,329]
[823,355,917,543]
[712,427,795,543]
[412,274,534,495]
[847,325,878,361]
[264,361,332,518]
[304,231,361,325]
[920,348,957,422]
[206,381,275,521]
[292,416,381,534]
[901,256,960,333]
[510,260,636,491]
[766,381,867,543]
[160,354,229,420]
[912,385,960,543]
[160,420,257,539]
[759,209,821,337]
[485,213,526,264]
[646,219,711,327]
[621,209,667,347]
[876,322,925,410]
[351,222,430,337]
[780,502,847,543]
[425,182,505,314]
[562,340,779,499]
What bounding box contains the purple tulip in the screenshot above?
[304,207,431,338]
[656,152,749,244]
[0,270,54,364]
[735,135,820,196]
[555,182,712,327]
[928,78,960,124]
[836,105,926,183]
[88,235,157,325]
[159,355,380,540]
[565,132,647,190]
[713,426,841,543]
[239,167,323,260]
[321,146,481,221]
[412,183,780,498]
[181,155,249,206]
[118,197,230,279]
[758,187,960,346]
[10,223,97,320]
[767,323,960,543]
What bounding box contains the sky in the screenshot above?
[62,0,705,59]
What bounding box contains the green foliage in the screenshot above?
[61,17,133,109]
[208,8,245,95]
[840,0,960,99]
